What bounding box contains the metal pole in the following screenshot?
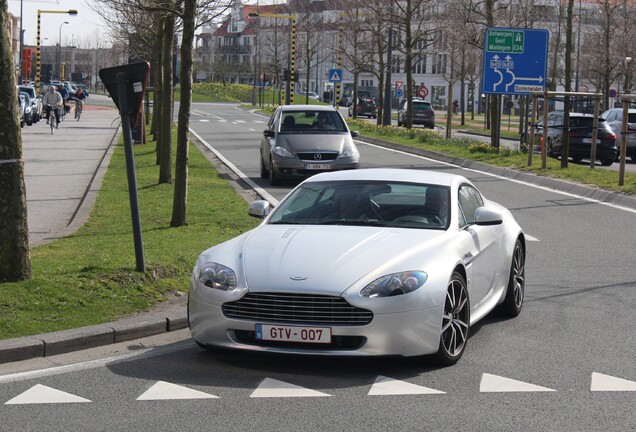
[575,0,582,110]
[290,18,296,105]
[382,0,393,126]
[19,0,24,83]
[36,10,41,90]
[335,14,343,107]
[116,72,146,273]
[619,97,629,185]
[542,90,549,169]
[590,94,600,168]
[527,95,537,166]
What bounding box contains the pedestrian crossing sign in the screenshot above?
[329,69,342,82]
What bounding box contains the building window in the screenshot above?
[432,54,447,74]
[392,54,401,73]
[361,79,373,87]
[413,58,426,74]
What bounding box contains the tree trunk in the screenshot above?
[159,13,175,184]
[0,3,31,281]
[486,0,499,150]
[171,0,195,227]
[404,5,413,129]
[153,16,164,165]
[562,0,574,168]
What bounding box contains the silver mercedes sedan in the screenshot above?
[188,169,525,365]
[259,105,360,185]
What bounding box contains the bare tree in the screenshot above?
[0,0,31,281]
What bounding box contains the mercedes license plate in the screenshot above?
[304,163,332,170]
[255,324,332,344]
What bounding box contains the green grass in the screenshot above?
[347,119,636,195]
[0,130,259,340]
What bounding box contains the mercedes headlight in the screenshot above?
[360,271,427,298]
[198,263,237,291]
[273,146,295,158]
[341,146,359,158]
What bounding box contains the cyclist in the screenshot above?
[42,85,63,128]
[74,87,87,120]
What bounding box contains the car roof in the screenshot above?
[280,105,336,112]
[304,168,464,187]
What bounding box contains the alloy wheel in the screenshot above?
[511,242,525,310]
[440,276,469,358]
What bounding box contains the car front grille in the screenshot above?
[222,292,373,326]
[297,152,338,161]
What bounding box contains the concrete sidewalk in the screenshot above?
[22,99,120,247]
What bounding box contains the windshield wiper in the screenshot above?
[319,219,389,227]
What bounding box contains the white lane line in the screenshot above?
[357,140,636,215]
[248,128,256,132]
[480,373,556,393]
[198,119,210,123]
[0,340,192,384]
[250,378,330,398]
[591,372,636,391]
[235,120,246,123]
[253,120,266,123]
[368,376,445,395]
[5,384,92,404]
[189,128,279,206]
[137,381,219,400]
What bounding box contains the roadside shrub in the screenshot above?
[468,142,496,154]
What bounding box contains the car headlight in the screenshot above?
[360,271,428,298]
[341,146,359,158]
[273,146,295,158]
[198,262,237,291]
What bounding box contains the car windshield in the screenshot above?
[279,110,346,132]
[268,181,450,230]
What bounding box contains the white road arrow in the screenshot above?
[591,372,636,391]
[5,384,92,404]
[480,373,556,393]
[250,378,331,398]
[368,376,445,396]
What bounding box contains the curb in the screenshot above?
[356,136,636,211]
[0,310,188,364]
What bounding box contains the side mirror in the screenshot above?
[248,200,271,219]
[263,130,275,138]
[474,207,503,226]
[350,130,359,137]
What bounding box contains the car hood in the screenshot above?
[276,134,350,152]
[242,225,445,295]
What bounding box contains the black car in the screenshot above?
[397,98,435,128]
[348,97,377,118]
[532,112,618,166]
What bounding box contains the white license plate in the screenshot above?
[255,324,332,344]
[304,163,332,170]
[582,138,592,144]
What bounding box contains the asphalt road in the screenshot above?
[1,103,634,431]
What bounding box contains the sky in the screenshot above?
[8,0,278,49]
[8,0,109,48]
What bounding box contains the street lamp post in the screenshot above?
[58,21,69,81]
[35,9,78,90]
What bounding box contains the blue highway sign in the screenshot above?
[482,28,549,95]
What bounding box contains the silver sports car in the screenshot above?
[188,169,525,365]
[259,105,360,185]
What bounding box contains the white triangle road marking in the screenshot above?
[480,373,556,393]
[5,384,91,404]
[368,375,445,396]
[591,372,636,392]
[137,381,219,400]
[526,234,539,242]
[250,378,330,398]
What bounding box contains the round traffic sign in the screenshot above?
[395,88,404,98]
[417,86,429,98]
[609,88,617,98]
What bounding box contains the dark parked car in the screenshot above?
[531,112,617,166]
[397,98,435,128]
[600,108,636,160]
[348,97,377,118]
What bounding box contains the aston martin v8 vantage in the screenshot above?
[188,169,525,365]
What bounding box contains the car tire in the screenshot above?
[601,158,613,166]
[260,155,269,179]
[434,271,470,366]
[397,117,402,127]
[571,156,582,163]
[269,158,281,186]
[498,239,525,318]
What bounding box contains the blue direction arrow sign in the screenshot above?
[395,88,404,98]
[482,28,549,95]
[329,68,342,82]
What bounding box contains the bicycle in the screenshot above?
[45,104,59,134]
[75,99,83,121]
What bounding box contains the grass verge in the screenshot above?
[347,119,636,195]
[0,129,259,340]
